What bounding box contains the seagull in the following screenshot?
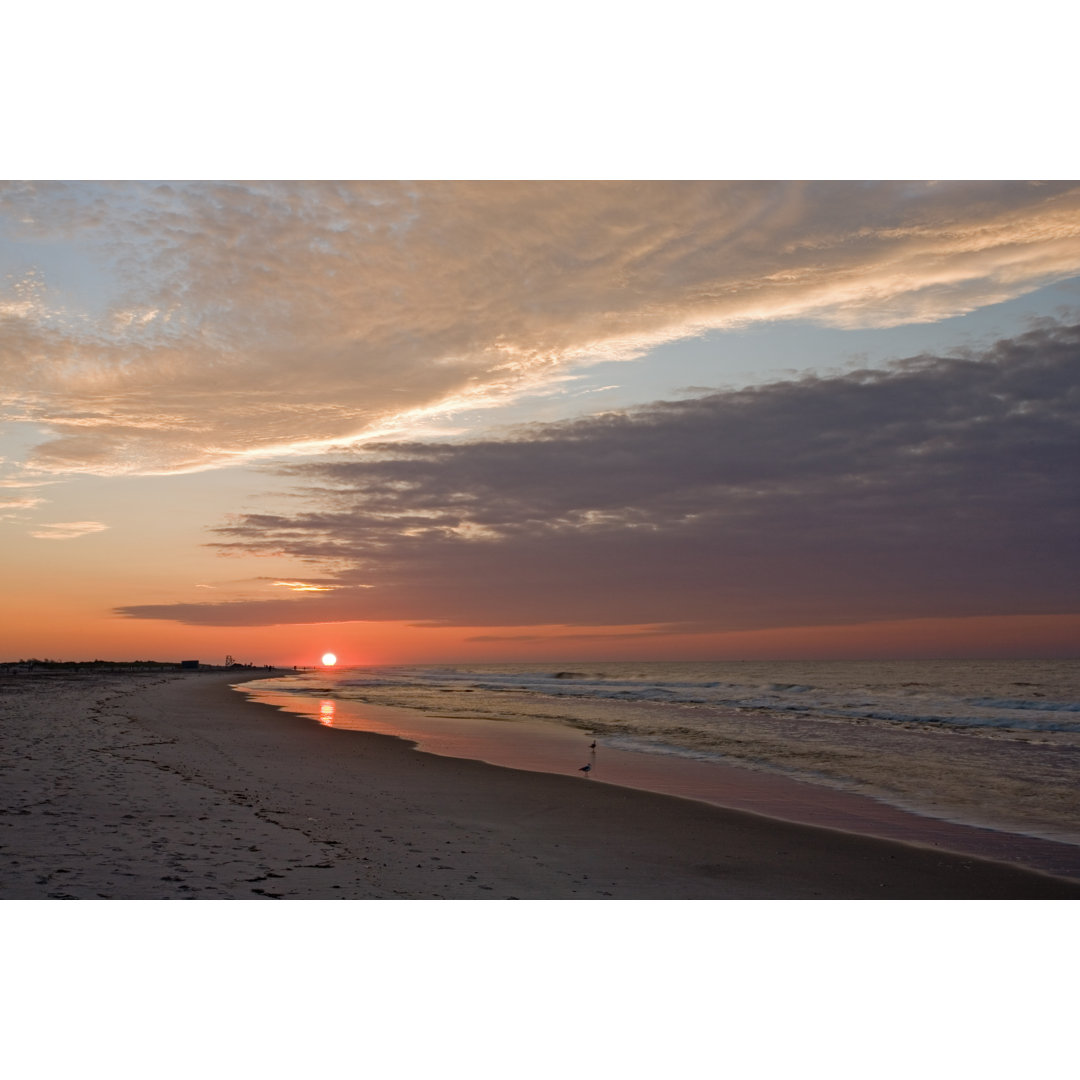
[579,763,592,774]
[589,741,597,750]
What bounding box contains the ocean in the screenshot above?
[239,658,1080,858]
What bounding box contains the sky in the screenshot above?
[2,180,1079,666]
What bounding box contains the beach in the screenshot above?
[3,669,1079,900]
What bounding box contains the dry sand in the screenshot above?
[3,669,1079,900]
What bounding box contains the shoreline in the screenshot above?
[243,681,1080,882]
[3,670,1079,899]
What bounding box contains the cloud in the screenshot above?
[0,495,45,510]
[5,181,1080,474]
[116,319,1080,632]
[30,520,109,540]
[0,476,60,489]
[271,580,337,593]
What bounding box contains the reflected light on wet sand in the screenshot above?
[318,700,336,726]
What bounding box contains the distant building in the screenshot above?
[180,660,200,669]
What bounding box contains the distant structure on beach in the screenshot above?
[181,660,199,670]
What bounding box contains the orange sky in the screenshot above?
[3,601,1078,669]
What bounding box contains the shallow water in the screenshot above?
[242,659,1080,851]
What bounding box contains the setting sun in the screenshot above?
[321,652,337,666]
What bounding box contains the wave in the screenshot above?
[968,697,1080,713]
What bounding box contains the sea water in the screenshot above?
[241,658,1080,849]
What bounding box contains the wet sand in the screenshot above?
[248,683,1080,881]
[3,670,1079,899]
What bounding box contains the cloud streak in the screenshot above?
[30,521,108,540]
[5,181,1080,475]
[0,495,45,510]
[116,319,1080,632]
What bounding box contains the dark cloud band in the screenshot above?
[116,319,1080,632]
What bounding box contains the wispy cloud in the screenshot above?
[0,476,60,489]
[271,580,337,593]
[30,520,109,540]
[116,319,1080,632]
[5,181,1080,475]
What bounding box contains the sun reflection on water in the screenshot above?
[319,699,336,726]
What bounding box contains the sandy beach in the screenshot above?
[3,669,1079,900]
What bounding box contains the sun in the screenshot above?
[321,652,337,667]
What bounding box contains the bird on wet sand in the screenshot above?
[579,763,592,775]
[589,741,597,750]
